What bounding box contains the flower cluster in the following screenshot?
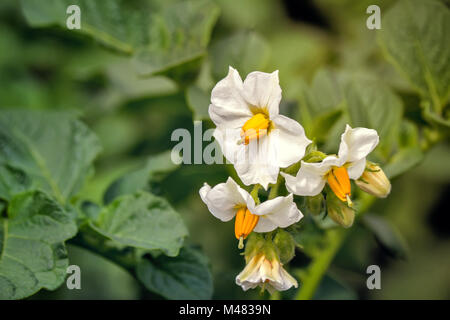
[199,67,391,293]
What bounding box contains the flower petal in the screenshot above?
[269,115,312,168]
[242,70,282,118]
[338,124,379,163]
[199,177,253,222]
[233,137,279,189]
[213,127,242,164]
[253,194,303,232]
[347,157,367,180]
[209,66,252,128]
[282,156,342,196]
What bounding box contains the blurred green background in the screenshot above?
[1,0,449,299]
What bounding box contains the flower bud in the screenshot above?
[305,194,324,216]
[326,191,355,228]
[273,230,296,264]
[243,233,265,262]
[355,162,391,198]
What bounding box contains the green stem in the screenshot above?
[268,175,283,199]
[69,228,137,275]
[295,228,346,300]
[295,193,376,300]
[250,184,262,204]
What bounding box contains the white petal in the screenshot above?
[234,137,279,189]
[347,157,367,180]
[199,177,252,222]
[282,156,342,196]
[270,267,298,291]
[242,70,282,118]
[338,124,379,163]
[213,127,242,164]
[269,115,312,168]
[209,66,252,128]
[253,194,303,232]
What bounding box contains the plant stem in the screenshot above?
[295,228,346,300]
[295,193,376,300]
[268,175,283,199]
[250,184,262,204]
[69,229,137,275]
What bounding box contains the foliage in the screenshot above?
[0,0,448,299]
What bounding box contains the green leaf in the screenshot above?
[383,147,424,179]
[0,109,101,204]
[134,0,220,76]
[20,0,220,76]
[0,191,77,299]
[104,151,179,204]
[185,84,211,121]
[296,69,344,143]
[362,214,409,259]
[91,191,188,257]
[136,245,213,299]
[379,0,450,111]
[345,78,403,158]
[209,30,270,81]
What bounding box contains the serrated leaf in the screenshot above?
[379,0,450,112]
[20,0,220,76]
[104,151,179,204]
[362,214,409,259]
[91,191,188,257]
[136,245,213,299]
[0,191,77,299]
[0,109,101,204]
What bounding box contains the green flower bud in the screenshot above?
[273,230,296,264]
[305,194,325,216]
[355,162,391,198]
[326,191,355,228]
[244,233,265,262]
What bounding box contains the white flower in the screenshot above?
[282,124,379,204]
[235,253,298,293]
[209,67,311,189]
[199,177,303,248]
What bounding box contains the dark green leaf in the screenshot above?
[0,191,77,299]
[92,191,188,257]
[104,151,179,204]
[136,246,213,299]
[0,109,101,204]
[20,0,220,76]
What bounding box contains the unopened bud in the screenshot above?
[355,162,391,198]
[244,233,265,262]
[305,194,324,216]
[273,230,295,264]
[326,191,355,228]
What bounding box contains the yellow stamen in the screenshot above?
[239,113,270,145]
[238,236,244,249]
[346,194,353,207]
[327,166,351,203]
[234,208,260,246]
